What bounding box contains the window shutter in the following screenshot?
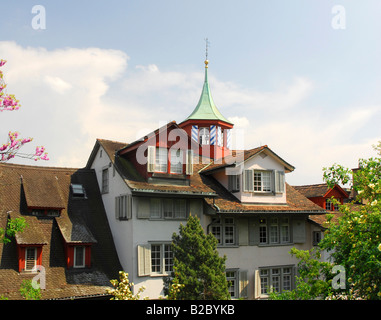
[137,244,151,276]
[137,198,150,219]
[239,270,248,299]
[126,195,132,219]
[292,219,306,243]
[275,171,285,193]
[147,146,156,172]
[186,149,193,175]
[248,218,260,246]
[243,170,254,192]
[254,269,261,299]
[237,218,249,246]
[115,196,120,220]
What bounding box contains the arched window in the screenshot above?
[199,127,210,145]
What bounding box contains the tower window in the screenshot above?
[199,127,210,145]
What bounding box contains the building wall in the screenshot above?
[90,145,134,277]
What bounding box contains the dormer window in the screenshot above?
[199,127,210,145]
[170,149,183,174]
[147,147,193,176]
[155,147,168,173]
[71,183,86,198]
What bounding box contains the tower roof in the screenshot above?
[185,60,233,125]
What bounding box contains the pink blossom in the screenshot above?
[0,60,6,67]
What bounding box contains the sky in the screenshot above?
[0,0,380,186]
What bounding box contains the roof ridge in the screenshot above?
[0,162,81,171]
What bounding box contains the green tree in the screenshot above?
[0,217,27,244]
[19,280,41,300]
[165,215,230,300]
[320,142,381,299]
[272,143,381,300]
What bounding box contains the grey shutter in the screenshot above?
[137,198,150,219]
[293,218,306,243]
[249,218,260,245]
[275,171,285,193]
[237,218,249,246]
[243,169,254,192]
[115,196,120,220]
[137,244,151,276]
[147,146,155,172]
[239,270,248,299]
[126,195,132,219]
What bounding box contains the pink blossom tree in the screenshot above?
[0,59,48,162]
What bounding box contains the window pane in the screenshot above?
[199,128,210,145]
[224,226,234,244]
[211,225,222,244]
[224,219,235,245]
[174,199,186,219]
[155,148,168,172]
[164,244,173,273]
[163,199,173,218]
[74,246,85,267]
[259,219,267,244]
[150,199,161,218]
[25,247,36,271]
[262,171,271,191]
[226,271,236,298]
[170,149,183,174]
[151,245,161,273]
[254,172,262,191]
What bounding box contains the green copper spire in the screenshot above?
[185,60,233,124]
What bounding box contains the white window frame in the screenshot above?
[74,246,85,268]
[258,266,294,297]
[211,218,236,246]
[150,243,173,275]
[259,217,290,245]
[254,170,272,192]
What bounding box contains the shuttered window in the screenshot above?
[115,194,132,220]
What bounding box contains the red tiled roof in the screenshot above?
[0,163,122,300]
[96,138,325,214]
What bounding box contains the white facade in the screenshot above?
[88,139,325,299]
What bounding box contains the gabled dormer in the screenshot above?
[179,60,234,160]
[201,145,295,205]
[117,121,197,186]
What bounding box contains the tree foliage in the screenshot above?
[272,143,381,300]
[165,215,230,300]
[107,271,146,300]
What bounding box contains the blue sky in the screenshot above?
[1,0,380,185]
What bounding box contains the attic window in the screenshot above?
[71,184,86,198]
